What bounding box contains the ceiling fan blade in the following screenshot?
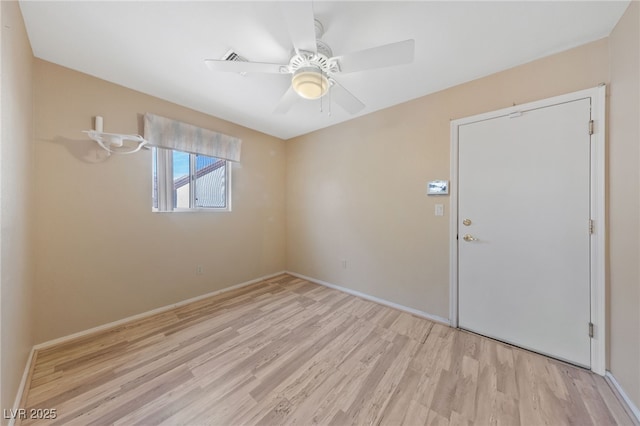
[280,2,317,54]
[204,59,287,74]
[330,80,365,114]
[274,86,299,114]
[333,39,415,74]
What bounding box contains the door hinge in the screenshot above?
[589,120,594,135]
[589,322,594,338]
[589,219,594,234]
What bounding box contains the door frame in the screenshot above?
[449,85,606,375]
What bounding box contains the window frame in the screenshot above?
[152,147,232,213]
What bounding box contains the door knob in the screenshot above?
[463,234,477,242]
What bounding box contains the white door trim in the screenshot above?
[449,85,606,375]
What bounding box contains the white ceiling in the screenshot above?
[19,1,630,140]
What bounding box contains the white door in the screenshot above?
[457,98,592,367]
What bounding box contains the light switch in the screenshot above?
[435,204,444,216]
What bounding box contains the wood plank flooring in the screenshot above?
[18,274,634,425]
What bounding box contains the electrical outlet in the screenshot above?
[196,265,203,275]
[341,259,347,269]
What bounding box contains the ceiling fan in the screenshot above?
[204,3,415,114]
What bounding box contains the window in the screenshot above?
[144,113,240,211]
[152,147,230,212]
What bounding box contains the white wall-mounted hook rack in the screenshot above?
[83,116,148,155]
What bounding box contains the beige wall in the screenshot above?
[1,0,34,417]
[286,39,609,320]
[32,60,286,343]
[609,1,640,409]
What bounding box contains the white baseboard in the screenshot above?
[605,371,640,424]
[33,270,286,351]
[9,347,36,426]
[285,271,451,326]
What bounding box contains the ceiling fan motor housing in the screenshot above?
[287,25,339,100]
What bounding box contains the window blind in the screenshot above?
[144,113,242,162]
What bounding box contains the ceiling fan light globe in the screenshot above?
[292,68,329,100]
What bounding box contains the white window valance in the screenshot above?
[143,113,242,162]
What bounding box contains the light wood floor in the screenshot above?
[19,274,634,425]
